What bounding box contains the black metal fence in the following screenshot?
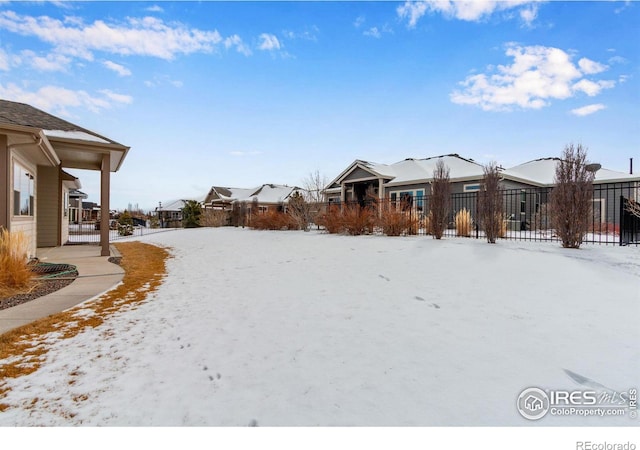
[67,223,176,245]
[317,182,639,246]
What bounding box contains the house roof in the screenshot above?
[329,154,487,189]
[0,99,129,171]
[69,189,88,199]
[504,158,640,186]
[207,184,303,205]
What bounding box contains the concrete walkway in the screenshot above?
[0,245,124,335]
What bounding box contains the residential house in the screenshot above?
[204,184,305,214]
[0,99,130,257]
[155,199,191,228]
[325,154,639,232]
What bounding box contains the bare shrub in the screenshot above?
[287,191,312,231]
[201,209,230,227]
[342,203,375,236]
[479,162,503,244]
[0,229,33,297]
[455,208,473,237]
[250,210,298,230]
[549,144,595,249]
[231,201,248,228]
[430,160,450,239]
[378,200,416,236]
[316,205,343,234]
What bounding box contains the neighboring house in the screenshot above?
[155,199,188,228]
[204,184,305,214]
[68,188,88,224]
[324,154,494,206]
[325,154,639,231]
[0,99,130,257]
[502,157,639,227]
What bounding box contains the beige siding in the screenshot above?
[61,185,70,244]
[36,166,60,247]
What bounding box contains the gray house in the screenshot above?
[325,154,639,232]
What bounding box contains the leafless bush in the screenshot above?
[626,198,640,219]
[287,192,312,231]
[549,144,595,249]
[342,203,375,235]
[250,210,298,230]
[201,209,230,227]
[430,160,450,239]
[316,205,343,234]
[455,208,473,237]
[479,162,503,244]
[231,201,248,228]
[378,200,417,236]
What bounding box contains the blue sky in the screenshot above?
[0,1,638,210]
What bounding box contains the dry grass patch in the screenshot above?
[0,241,170,412]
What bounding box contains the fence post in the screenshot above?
[475,190,479,239]
[619,195,624,247]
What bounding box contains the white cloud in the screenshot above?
[519,4,539,27]
[99,89,133,105]
[282,26,319,42]
[396,1,429,28]
[578,57,607,74]
[0,82,128,116]
[572,79,615,97]
[146,5,164,13]
[258,33,281,51]
[451,44,615,111]
[0,48,11,70]
[0,11,223,60]
[397,0,543,27]
[570,104,606,117]
[224,35,252,56]
[364,27,381,39]
[354,16,365,28]
[103,60,131,76]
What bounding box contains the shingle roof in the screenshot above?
[0,99,122,145]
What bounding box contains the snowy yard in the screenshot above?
[1,227,638,426]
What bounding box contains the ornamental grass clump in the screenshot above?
[0,229,33,297]
[454,208,473,237]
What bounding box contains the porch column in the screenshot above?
[378,178,384,200]
[341,183,346,203]
[0,135,8,230]
[100,153,110,256]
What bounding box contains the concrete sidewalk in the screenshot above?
[0,245,124,335]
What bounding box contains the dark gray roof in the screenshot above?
[0,99,121,145]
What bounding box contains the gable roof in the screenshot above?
[328,154,487,189]
[206,184,304,205]
[0,99,129,171]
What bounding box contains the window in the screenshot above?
[13,162,34,217]
[464,184,481,192]
[64,191,69,217]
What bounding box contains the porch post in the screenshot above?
[100,153,111,256]
[341,183,346,203]
[0,135,8,230]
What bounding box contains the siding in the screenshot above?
[36,166,60,247]
[343,167,378,182]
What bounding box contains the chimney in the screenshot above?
[631,157,634,175]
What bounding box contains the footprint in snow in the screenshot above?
[415,296,440,309]
[379,275,390,281]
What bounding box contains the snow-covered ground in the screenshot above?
[1,227,638,426]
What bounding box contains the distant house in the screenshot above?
[204,184,306,214]
[0,99,130,257]
[155,199,190,228]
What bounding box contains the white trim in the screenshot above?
[463,183,481,192]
